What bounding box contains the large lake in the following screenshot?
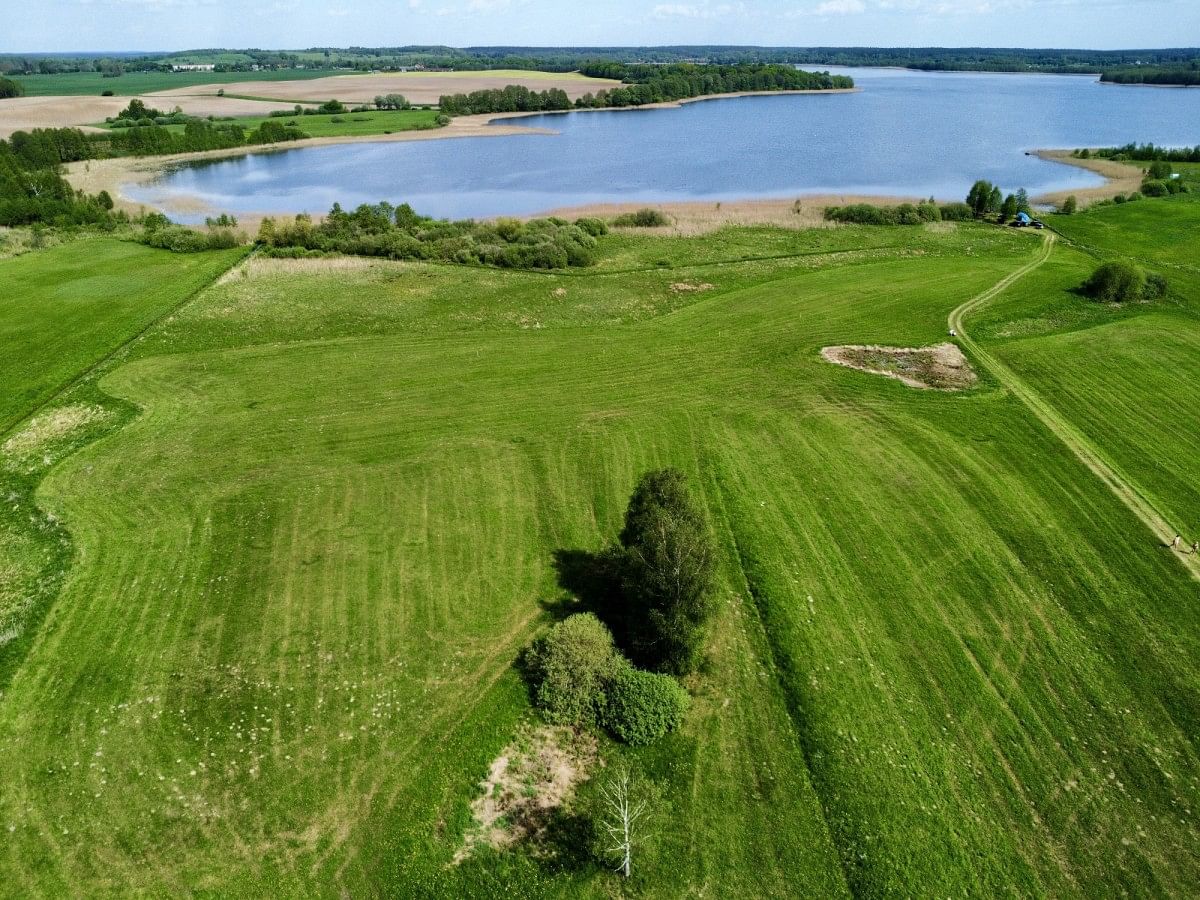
[129,67,1200,223]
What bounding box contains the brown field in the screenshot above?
[148,70,622,107]
[0,94,298,139]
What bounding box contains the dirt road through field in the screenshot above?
[950,232,1200,580]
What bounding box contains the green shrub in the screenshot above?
[1059,195,1078,215]
[612,208,670,228]
[525,614,622,728]
[1147,160,1173,180]
[1082,260,1148,303]
[938,202,975,221]
[0,77,27,99]
[138,224,244,253]
[1144,271,1169,300]
[435,114,451,126]
[602,664,689,745]
[574,217,609,237]
[1140,180,1169,198]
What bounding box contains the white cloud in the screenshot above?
[816,0,865,13]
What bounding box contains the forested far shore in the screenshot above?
[439,64,852,116]
[3,46,1197,81]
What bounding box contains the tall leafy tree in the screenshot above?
[617,469,717,674]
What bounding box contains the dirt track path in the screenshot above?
[950,232,1200,581]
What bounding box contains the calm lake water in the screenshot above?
[129,67,1200,223]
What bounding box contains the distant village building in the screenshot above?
[172,64,216,72]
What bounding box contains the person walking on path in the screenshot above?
[1193,541,1199,555]
[1172,534,1182,550]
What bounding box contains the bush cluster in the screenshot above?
[1082,260,1167,303]
[0,76,25,99]
[258,202,601,269]
[612,208,671,228]
[136,221,245,253]
[525,614,689,746]
[824,200,944,226]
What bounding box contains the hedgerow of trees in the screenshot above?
[257,202,602,269]
[1100,62,1200,86]
[438,63,853,116]
[1078,144,1200,163]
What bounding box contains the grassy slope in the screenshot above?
[977,196,1200,535]
[0,239,245,433]
[0,220,1197,896]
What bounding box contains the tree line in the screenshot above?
[8,46,1197,80]
[439,63,852,116]
[1100,63,1200,86]
[1078,143,1200,163]
[256,201,607,269]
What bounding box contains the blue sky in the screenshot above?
[4,0,1198,53]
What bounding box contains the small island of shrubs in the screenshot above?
[524,468,717,746]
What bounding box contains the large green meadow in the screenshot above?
[0,198,1197,896]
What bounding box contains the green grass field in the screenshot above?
[102,108,444,140]
[0,204,1197,896]
[10,69,344,97]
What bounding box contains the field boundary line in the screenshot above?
[0,244,251,444]
[950,233,1200,581]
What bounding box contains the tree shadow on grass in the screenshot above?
[551,547,645,665]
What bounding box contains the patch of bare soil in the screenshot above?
[821,342,978,391]
[670,282,715,293]
[454,724,597,865]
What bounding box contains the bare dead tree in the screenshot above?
[601,767,647,879]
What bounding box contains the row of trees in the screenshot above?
[2,120,309,171]
[1079,144,1200,163]
[439,63,852,116]
[439,85,573,116]
[257,201,605,269]
[824,199,973,225]
[966,180,1035,222]
[1100,64,1200,86]
[373,93,411,110]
